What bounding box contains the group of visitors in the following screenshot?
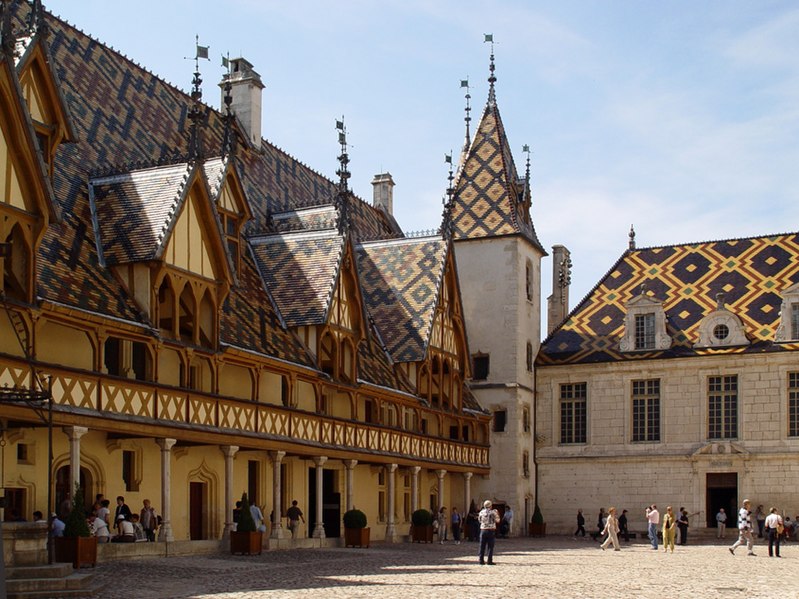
[435,503,511,546]
[232,498,305,538]
[583,504,693,552]
[45,494,159,544]
[728,499,789,558]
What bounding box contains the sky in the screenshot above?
[46,1,799,335]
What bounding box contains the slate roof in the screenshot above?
[450,93,545,254]
[89,163,192,265]
[538,233,799,365]
[356,237,447,363]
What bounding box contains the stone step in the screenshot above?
[7,562,75,579]
[6,571,98,597]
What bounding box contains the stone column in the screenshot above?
[410,466,421,513]
[62,426,88,496]
[269,451,286,539]
[220,445,239,539]
[312,456,327,538]
[343,460,358,512]
[156,438,177,542]
[386,464,398,542]
[435,469,447,510]
[463,472,473,513]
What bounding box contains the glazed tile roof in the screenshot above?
[538,233,799,365]
[269,205,339,234]
[356,237,447,363]
[250,231,344,327]
[450,98,545,253]
[89,163,192,265]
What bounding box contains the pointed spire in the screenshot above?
[440,152,455,240]
[0,1,17,58]
[460,78,472,152]
[628,225,636,250]
[335,117,351,235]
[220,52,234,159]
[523,144,531,196]
[26,0,46,35]
[187,35,209,161]
[484,34,496,107]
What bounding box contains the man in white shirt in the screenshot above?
[645,505,660,550]
[729,499,755,556]
[764,507,783,558]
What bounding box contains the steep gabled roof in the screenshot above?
[250,230,345,327]
[538,232,799,366]
[450,95,544,253]
[356,237,448,363]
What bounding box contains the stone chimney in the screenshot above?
[220,57,264,150]
[547,245,571,335]
[371,172,395,215]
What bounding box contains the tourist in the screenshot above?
[677,508,689,545]
[478,500,500,565]
[764,507,783,558]
[50,513,65,537]
[112,514,135,542]
[88,514,110,543]
[466,500,479,542]
[130,513,148,542]
[250,501,267,533]
[662,506,676,553]
[729,499,755,556]
[451,507,462,544]
[596,508,606,541]
[140,499,158,542]
[618,509,629,542]
[646,505,659,550]
[286,500,305,539]
[114,496,132,523]
[501,505,513,538]
[33,510,47,523]
[716,508,727,538]
[574,509,586,538]
[600,507,621,551]
[438,507,449,543]
[755,504,766,538]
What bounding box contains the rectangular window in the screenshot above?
[16,443,29,464]
[708,375,738,439]
[522,406,531,433]
[472,355,489,380]
[493,410,507,433]
[560,383,587,444]
[631,379,660,442]
[789,372,799,437]
[634,313,655,349]
[792,304,799,340]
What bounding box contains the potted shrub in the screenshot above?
[529,504,546,537]
[54,485,97,568]
[410,508,434,543]
[342,508,370,548]
[230,492,263,555]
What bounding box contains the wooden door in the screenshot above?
[189,482,205,540]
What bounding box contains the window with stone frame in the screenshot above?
[493,409,507,433]
[789,372,799,438]
[708,375,738,440]
[775,283,799,342]
[526,342,533,372]
[793,304,799,340]
[522,406,531,433]
[560,383,587,444]
[634,313,655,350]
[522,451,530,478]
[472,354,489,380]
[631,379,660,442]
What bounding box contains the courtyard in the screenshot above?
[90,535,796,598]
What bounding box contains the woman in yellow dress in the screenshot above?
[662,506,677,553]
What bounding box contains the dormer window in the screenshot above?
[775,282,799,342]
[694,294,749,349]
[620,286,671,352]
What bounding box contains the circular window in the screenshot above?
[713,324,729,341]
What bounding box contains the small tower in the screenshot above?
[547,245,572,335]
[220,58,264,149]
[371,173,395,215]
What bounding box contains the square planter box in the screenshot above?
[344,527,370,548]
[411,525,434,543]
[529,522,546,537]
[230,530,263,555]
[54,535,98,569]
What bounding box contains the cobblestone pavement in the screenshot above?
[92,536,797,598]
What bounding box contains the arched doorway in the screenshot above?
[55,465,93,517]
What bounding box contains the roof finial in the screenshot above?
[440,152,455,240]
[335,117,351,234]
[460,78,472,151]
[484,33,496,106]
[220,52,234,159]
[715,292,725,310]
[0,1,17,58]
[186,35,210,160]
[26,0,46,36]
[523,144,531,194]
[628,224,636,250]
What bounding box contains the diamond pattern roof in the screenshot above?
[539,233,799,365]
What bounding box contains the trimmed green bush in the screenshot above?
[237,492,257,533]
[343,508,367,529]
[63,484,90,538]
[411,508,433,527]
[532,504,544,525]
